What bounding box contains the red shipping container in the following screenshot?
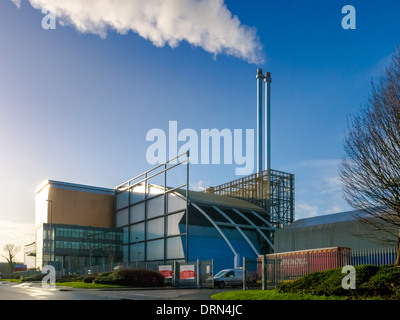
[258,247,351,278]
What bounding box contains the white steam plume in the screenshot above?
[15,0,264,64]
[10,0,22,8]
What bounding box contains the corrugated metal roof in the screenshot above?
[36,180,114,195]
[174,189,266,212]
[283,209,368,229]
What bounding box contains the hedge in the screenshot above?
[277,264,400,299]
[92,269,165,287]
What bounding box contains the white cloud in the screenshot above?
[191,180,207,191]
[286,158,352,219]
[296,201,319,219]
[325,204,343,214]
[18,0,264,64]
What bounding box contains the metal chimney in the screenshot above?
[256,69,264,174]
[264,72,272,171]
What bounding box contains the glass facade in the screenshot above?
[114,154,190,265]
[39,223,123,271]
[115,182,274,271]
[115,184,187,264]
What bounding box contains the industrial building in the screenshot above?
[33,180,123,271]
[30,164,294,272]
[114,153,294,271]
[274,209,398,253]
[26,68,395,274]
[27,69,299,272]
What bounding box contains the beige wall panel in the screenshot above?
[47,187,114,228]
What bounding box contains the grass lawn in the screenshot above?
[211,290,350,300]
[0,279,127,289]
[56,281,129,289]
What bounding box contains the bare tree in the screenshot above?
[1,244,21,273]
[102,245,116,270]
[339,47,400,265]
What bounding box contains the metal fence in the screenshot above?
[4,247,397,290]
[77,259,214,288]
[351,247,397,266]
[2,259,214,288]
[252,246,398,290]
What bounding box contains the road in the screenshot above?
[0,281,237,300]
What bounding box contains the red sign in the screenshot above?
[180,265,195,280]
[159,265,173,279]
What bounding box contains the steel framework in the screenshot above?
[204,169,295,227]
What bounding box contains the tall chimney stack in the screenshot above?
[264,72,272,171]
[256,69,264,173]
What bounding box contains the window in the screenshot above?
[147,239,164,261]
[116,208,129,227]
[166,237,184,260]
[167,193,186,213]
[130,242,145,262]
[116,191,129,210]
[167,211,185,235]
[147,196,164,219]
[122,227,129,244]
[147,218,164,240]
[130,185,145,204]
[130,223,145,242]
[226,271,234,278]
[130,203,145,223]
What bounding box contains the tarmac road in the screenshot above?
[0,281,237,300]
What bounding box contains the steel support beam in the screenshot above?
[212,206,260,256]
[191,203,237,256]
[232,208,275,250]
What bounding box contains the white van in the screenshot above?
[213,268,246,289]
[213,268,258,289]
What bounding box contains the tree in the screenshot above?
[1,244,21,273]
[102,245,117,270]
[339,47,400,265]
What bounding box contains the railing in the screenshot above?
[252,246,398,290]
[351,247,397,266]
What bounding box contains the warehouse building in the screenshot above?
[274,209,398,253]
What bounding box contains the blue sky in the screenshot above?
[1,0,400,260]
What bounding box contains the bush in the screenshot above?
[20,274,46,282]
[93,269,164,287]
[277,265,400,299]
[83,275,97,283]
[366,265,400,297]
[58,274,85,283]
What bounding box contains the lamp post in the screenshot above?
[46,200,53,265]
[135,236,139,269]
